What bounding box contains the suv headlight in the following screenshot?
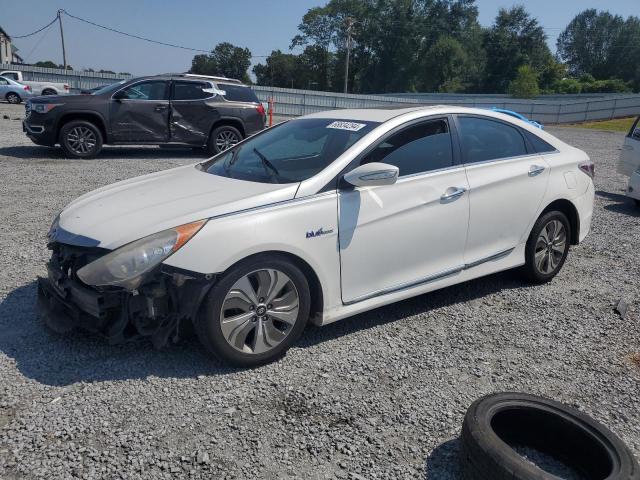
[33,103,63,114]
[77,220,206,290]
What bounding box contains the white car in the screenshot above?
[38,106,595,366]
[617,116,640,207]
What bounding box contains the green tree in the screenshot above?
[190,42,252,83]
[34,60,59,68]
[253,50,300,88]
[482,6,553,93]
[418,36,469,92]
[557,10,624,78]
[508,64,540,98]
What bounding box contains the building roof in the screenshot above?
[0,26,11,41]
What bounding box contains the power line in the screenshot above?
[10,16,58,39]
[22,20,55,62]
[60,9,210,53]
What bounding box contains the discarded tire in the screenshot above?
[460,392,639,480]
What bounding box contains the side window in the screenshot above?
[361,119,453,176]
[0,77,9,85]
[3,72,18,81]
[523,130,556,153]
[219,84,260,103]
[458,116,528,163]
[117,81,168,100]
[173,81,211,100]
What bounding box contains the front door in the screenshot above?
[170,80,219,145]
[455,115,550,265]
[338,118,470,304]
[110,80,170,142]
[618,117,640,176]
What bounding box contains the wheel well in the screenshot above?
[57,114,107,142]
[210,119,245,139]
[541,199,580,245]
[223,251,324,320]
[41,88,56,95]
[5,91,18,98]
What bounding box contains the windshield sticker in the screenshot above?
[326,121,367,131]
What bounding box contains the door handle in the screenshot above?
[154,104,168,112]
[528,165,546,177]
[441,186,467,201]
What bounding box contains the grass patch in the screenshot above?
[564,117,636,133]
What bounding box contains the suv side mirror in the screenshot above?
[113,90,126,100]
[343,162,399,187]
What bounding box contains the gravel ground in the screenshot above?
[1,101,639,479]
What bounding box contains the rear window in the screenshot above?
[219,84,259,103]
[173,81,211,100]
[523,130,556,153]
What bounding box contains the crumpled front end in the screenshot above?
[37,242,214,347]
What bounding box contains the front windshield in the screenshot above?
[201,118,379,184]
[92,80,127,95]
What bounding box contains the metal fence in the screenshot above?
[2,63,638,124]
[0,63,132,92]
[253,85,640,125]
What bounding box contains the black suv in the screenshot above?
[23,73,266,158]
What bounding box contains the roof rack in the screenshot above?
[181,73,243,84]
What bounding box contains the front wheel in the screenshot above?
[6,92,20,104]
[195,255,310,367]
[521,211,570,283]
[59,120,103,159]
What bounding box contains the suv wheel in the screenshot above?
[6,92,21,104]
[195,254,310,367]
[59,120,103,159]
[207,125,242,156]
[521,211,570,283]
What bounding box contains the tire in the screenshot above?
[521,210,570,283]
[195,254,310,367]
[6,92,21,104]
[59,120,103,159]
[41,89,56,96]
[459,392,639,480]
[206,125,243,156]
[634,198,640,208]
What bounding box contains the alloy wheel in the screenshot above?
[6,93,19,104]
[220,269,299,355]
[534,219,567,274]
[215,130,240,151]
[66,126,97,155]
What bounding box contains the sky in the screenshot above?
[2,0,638,76]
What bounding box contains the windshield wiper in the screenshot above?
[253,148,280,180]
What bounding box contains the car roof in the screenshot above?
[301,105,536,123]
[150,73,246,85]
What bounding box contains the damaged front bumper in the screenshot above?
[37,243,215,347]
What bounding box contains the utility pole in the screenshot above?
[57,10,68,70]
[343,17,355,93]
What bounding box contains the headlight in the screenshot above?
[77,220,206,289]
[33,103,63,114]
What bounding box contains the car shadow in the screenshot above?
[0,270,526,387]
[0,145,203,161]
[596,189,640,217]
[423,438,461,479]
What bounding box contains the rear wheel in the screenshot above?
[59,120,103,159]
[195,255,310,367]
[206,125,242,156]
[521,211,570,283]
[6,92,20,104]
[41,89,56,96]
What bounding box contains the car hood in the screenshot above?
[56,165,299,249]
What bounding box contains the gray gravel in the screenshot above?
[1,102,639,479]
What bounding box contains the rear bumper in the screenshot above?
[627,172,640,201]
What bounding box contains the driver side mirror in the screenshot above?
[113,90,126,101]
[343,162,399,187]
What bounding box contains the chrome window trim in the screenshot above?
[343,247,515,306]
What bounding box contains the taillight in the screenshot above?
[256,104,265,117]
[24,85,30,91]
[579,160,595,179]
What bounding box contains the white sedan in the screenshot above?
[617,116,640,207]
[38,106,595,366]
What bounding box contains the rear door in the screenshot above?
[110,80,170,142]
[618,117,640,176]
[455,115,550,266]
[0,76,10,97]
[170,80,217,145]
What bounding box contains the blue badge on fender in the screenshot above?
[306,227,334,239]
